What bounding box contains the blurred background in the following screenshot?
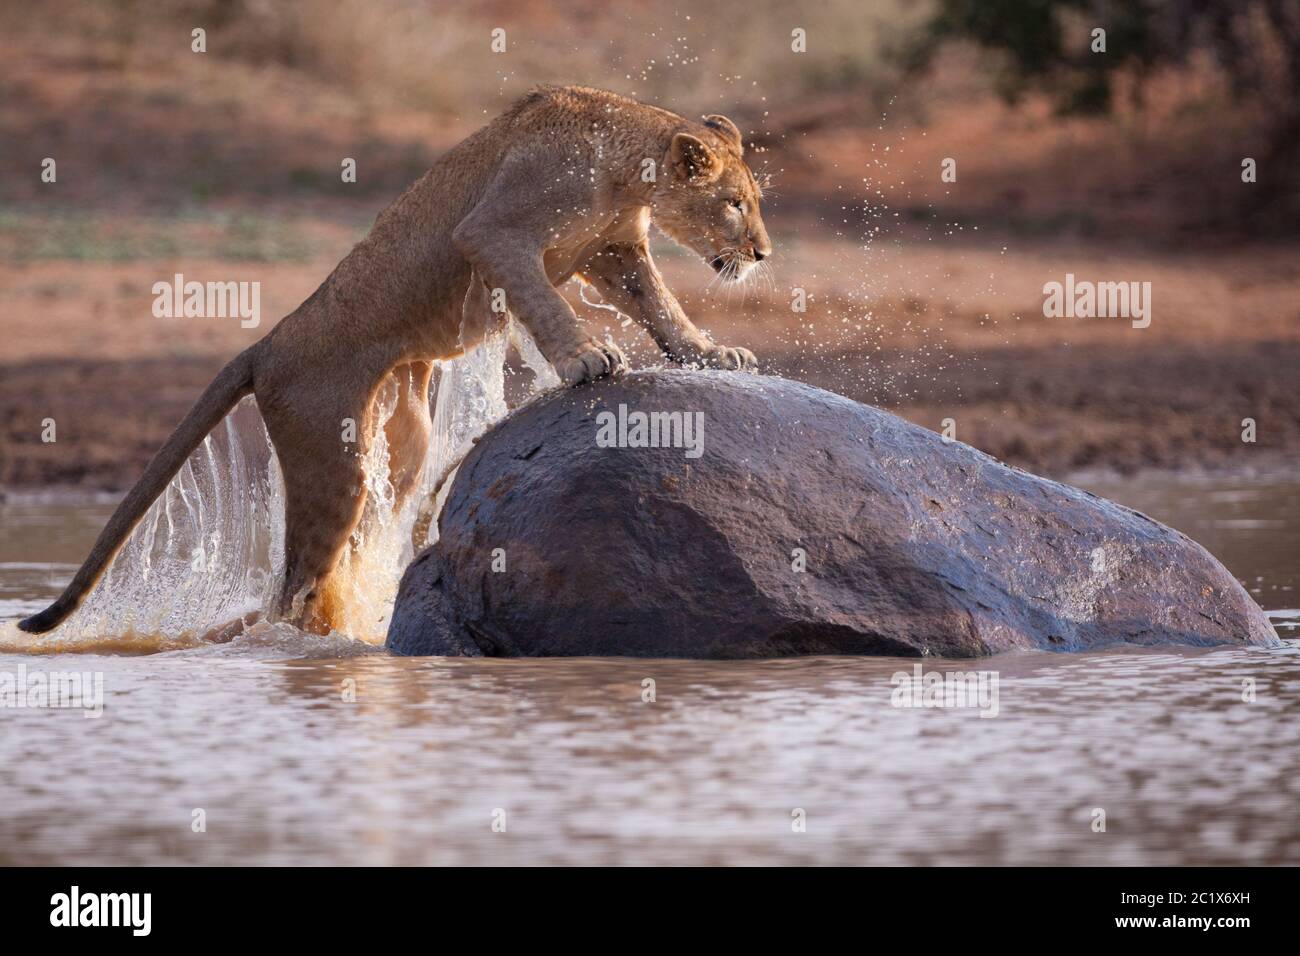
[1,0,1297,489]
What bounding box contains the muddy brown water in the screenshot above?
[0,476,1296,865]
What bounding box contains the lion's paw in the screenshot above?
[556,338,628,386]
[693,343,758,371]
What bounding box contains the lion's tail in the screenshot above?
[17,346,260,634]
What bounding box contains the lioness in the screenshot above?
[19,85,771,635]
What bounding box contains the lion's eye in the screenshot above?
[727,199,744,212]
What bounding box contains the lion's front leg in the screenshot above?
[458,240,626,385]
[451,157,628,387]
[578,241,757,371]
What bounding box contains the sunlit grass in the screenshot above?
[0,210,322,263]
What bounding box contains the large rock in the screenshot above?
[387,370,1277,658]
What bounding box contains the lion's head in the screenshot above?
[650,114,772,282]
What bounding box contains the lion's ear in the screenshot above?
[670,132,722,183]
[703,114,743,153]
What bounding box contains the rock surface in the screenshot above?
[387,370,1278,658]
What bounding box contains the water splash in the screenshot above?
[22,319,553,650]
[44,397,285,645]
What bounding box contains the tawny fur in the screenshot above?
[19,85,773,636]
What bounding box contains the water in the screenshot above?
[1,454,1297,861]
[1,322,557,649]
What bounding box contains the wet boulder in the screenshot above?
[387,370,1277,658]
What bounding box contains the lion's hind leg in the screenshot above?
[262,393,373,634]
[382,361,434,507]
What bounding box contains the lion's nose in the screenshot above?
[752,247,767,262]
